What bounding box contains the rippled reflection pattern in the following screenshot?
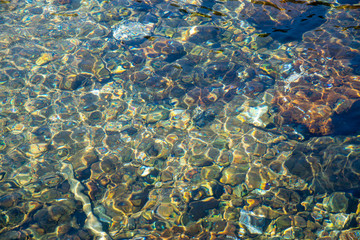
[0,0,360,239]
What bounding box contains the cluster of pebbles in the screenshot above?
[1,0,360,239]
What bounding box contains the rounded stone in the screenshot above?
[0,193,22,209]
[182,26,225,43]
[275,216,292,231]
[201,165,221,180]
[160,170,173,182]
[189,154,213,167]
[292,215,307,228]
[156,203,178,220]
[220,166,247,186]
[152,39,186,62]
[330,213,353,230]
[323,192,350,213]
[112,20,154,43]
[113,199,133,214]
[59,74,93,91]
[6,207,25,226]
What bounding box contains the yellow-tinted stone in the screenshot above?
[36,53,55,66]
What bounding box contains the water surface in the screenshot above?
[0,0,360,239]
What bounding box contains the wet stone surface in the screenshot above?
[0,0,360,239]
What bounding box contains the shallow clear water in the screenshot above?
[0,0,360,239]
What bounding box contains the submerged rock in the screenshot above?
[331,100,360,136]
[112,20,154,43]
[239,209,267,235]
[323,192,351,213]
[244,0,329,43]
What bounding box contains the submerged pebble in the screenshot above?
[0,0,359,239]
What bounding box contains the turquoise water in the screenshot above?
[0,0,360,239]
